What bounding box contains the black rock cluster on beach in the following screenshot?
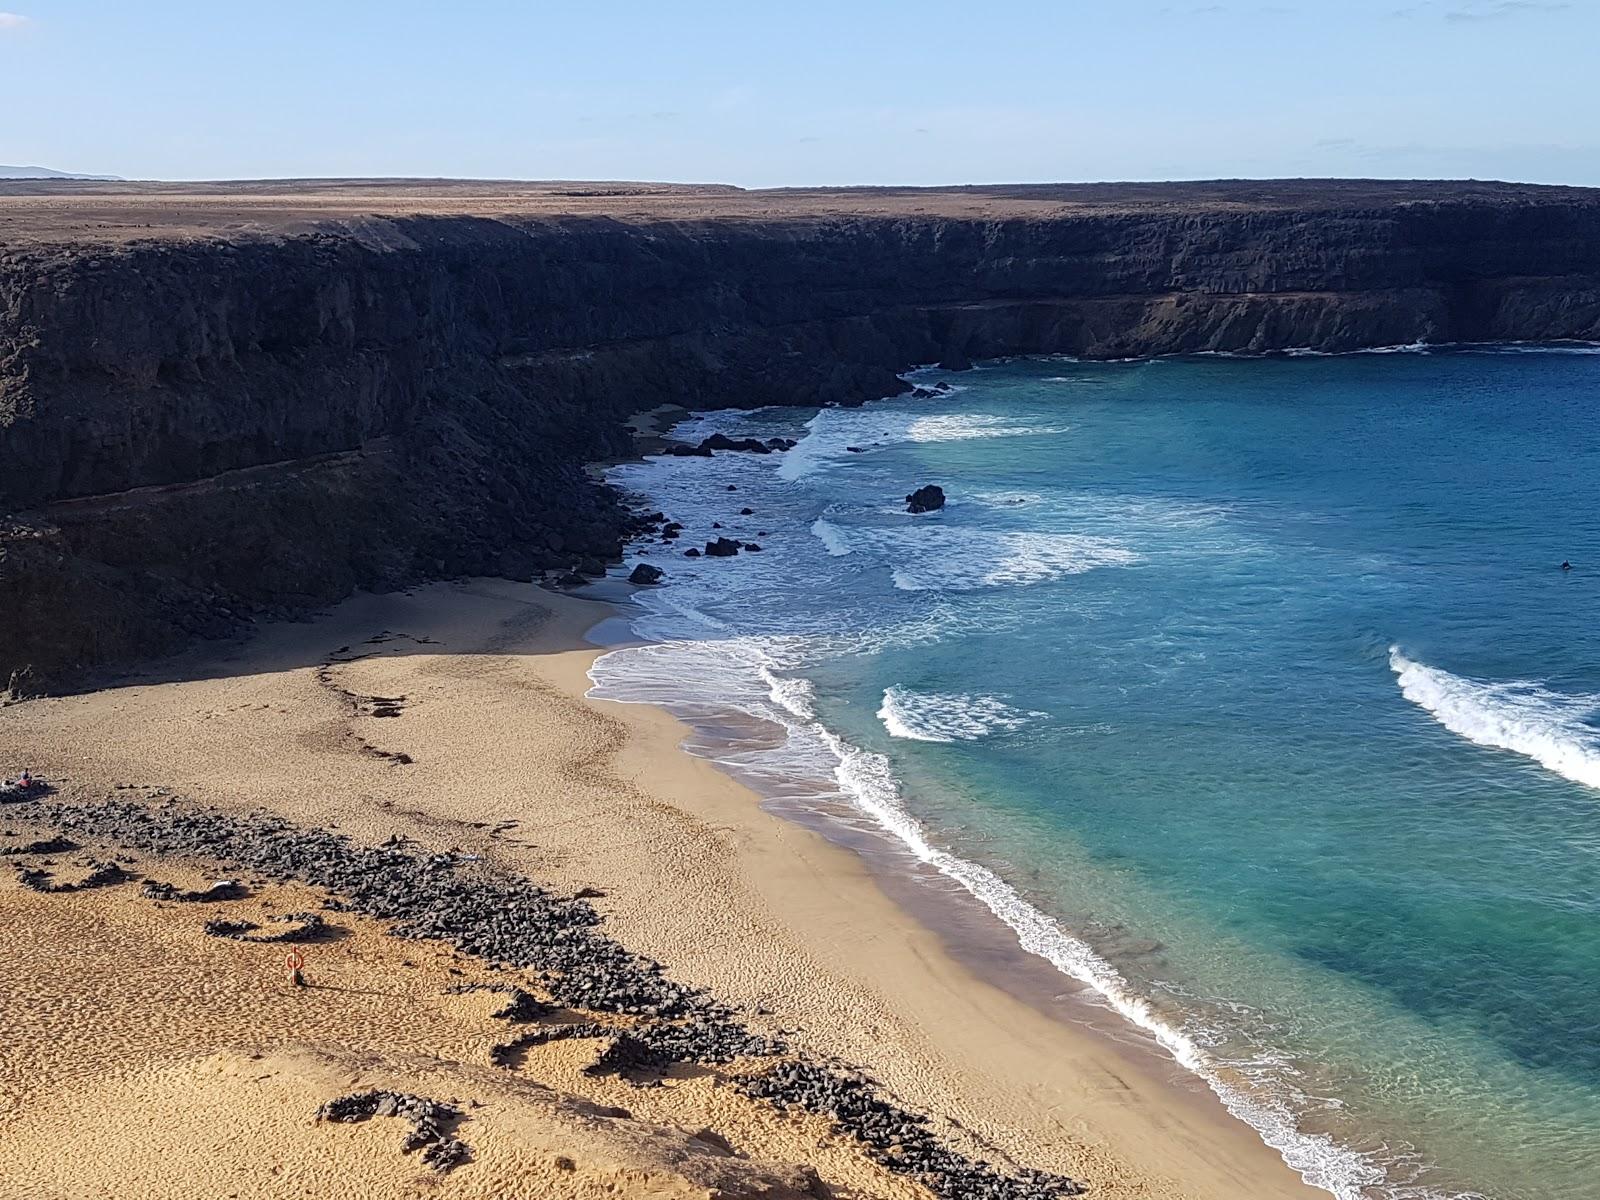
[316,1090,471,1173]
[15,859,130,893]
[743,1061,1085,1199]
[20,795,1083,1200]
[141,877,247,903]
[203,911,328,943]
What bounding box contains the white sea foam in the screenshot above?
[1389,648,1600,791]
[889,529,1138,591]
[877,686,1042,742]
[777,406,1069,481]
[810,518,853,557]
[905,413,1070,443]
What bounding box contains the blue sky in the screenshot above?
[2,1,1596,186]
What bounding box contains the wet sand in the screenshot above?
[0,579,1320,1198]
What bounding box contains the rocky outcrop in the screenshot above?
[906,485,946,514]
[628,563,664,585]
[4,180,1600,687]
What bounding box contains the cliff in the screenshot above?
[3,178,1599,689]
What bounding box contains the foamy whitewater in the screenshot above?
[591,350,1600,1200]
[1389,649,1600,792]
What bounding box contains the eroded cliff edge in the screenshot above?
[3,179,1599,689]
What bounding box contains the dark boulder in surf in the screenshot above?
[698,433,772,454]
[628,563,664,585]
[905,485,946,514]
[704,537,742,558]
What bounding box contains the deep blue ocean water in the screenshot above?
[593,348,1600,1200]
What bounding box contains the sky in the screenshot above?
[2,0,1597,187]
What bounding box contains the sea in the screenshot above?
[590,346,1600,1200]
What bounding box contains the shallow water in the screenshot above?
[592,349,1600,1200]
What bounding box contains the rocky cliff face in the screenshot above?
[4,183,1600,688]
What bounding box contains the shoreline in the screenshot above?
[0,578,1317,1199]
[560,590,1330,1198]
[580,603,1344,1200]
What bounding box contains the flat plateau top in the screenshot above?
[1,177,1597,247]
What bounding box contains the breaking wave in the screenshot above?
[877,686,1042,742]
[905,413,1071,443]
[1390,648,1600,791]
[890,529,1138,591]
[777,406,1069,480]
[810,518,853,557]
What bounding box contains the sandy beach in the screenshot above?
[0,578,1319,1199]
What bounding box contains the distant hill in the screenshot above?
[0,165,123,181]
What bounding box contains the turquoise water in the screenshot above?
[594,349,1600,1200]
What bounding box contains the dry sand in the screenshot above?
[0,579,1320,1199]
[1,176,1589,246]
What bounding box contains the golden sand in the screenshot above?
[0,579,1317,1198]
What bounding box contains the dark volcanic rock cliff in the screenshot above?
[3,179,1599,688]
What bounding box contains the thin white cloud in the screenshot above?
[0,12,30,30]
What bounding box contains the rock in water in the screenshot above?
[698,433,772,454]
[703,537,741,558]
[628,563,664,585]
[905,485,945,514]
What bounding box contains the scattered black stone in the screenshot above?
[683,548,701,558]
[41,799,758,1038]
[316,1090,470,1174]
[584,1031,673,1082]
[703,537,741,558]
[905,485,946,514]
[446,981,553,1024]
[203,911,328,943]
[663,442,714,458]
[766,438,798,451]
[16,859,131,893]
[0,834,76,856]
[628,563,664,586]
[743,543,762,552]
[725,485,737,491]
[741,1062,1082,1200]
[739,507,755,516]
[846,445,865,453]
[141,878,247,902]
[490,1021,612,1068]
[711,522,723,529]
[32,798,1080,1199]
